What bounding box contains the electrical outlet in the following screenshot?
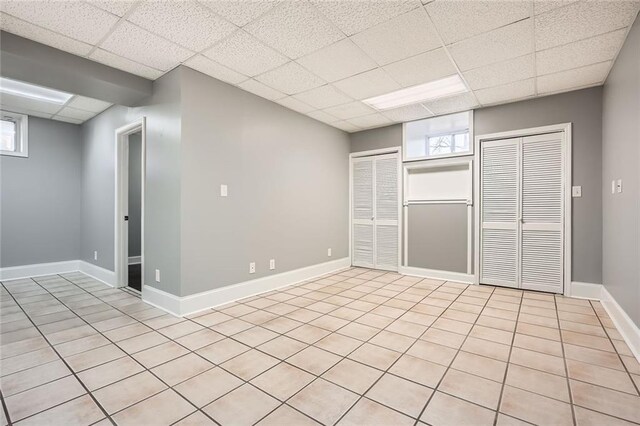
[220,184,228,197]
[616,179,623,193]
[155,269,160,282]
[94,251,98,260]
[327,248,332,257]
[249,262,256,274]
[269,259,275,270]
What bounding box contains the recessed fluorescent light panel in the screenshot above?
[364,75,468,110]
[0,77,73,104]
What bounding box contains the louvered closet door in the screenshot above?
[521,133,564,293]
[374,155,399,271]
[352,158,375,268]
[480,138,520,288]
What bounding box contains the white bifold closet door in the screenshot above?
[480,132,565,293]
[352,153,399,271]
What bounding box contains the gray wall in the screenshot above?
[128,132,142,258]
[1,117,81,267]
[81,68,182,295]
[350,87,604,284]
[180,66,350,296]
[602,15,639,326]
[407,204,467,273]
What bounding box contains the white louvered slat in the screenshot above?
[481,228,517,286]
[375,157,398,221]
[481,142,519,223]
[521,230,562,293]
[376,225,398,270]
[353,224,374,267]
[353,159,373,220]
[522,136,563,223]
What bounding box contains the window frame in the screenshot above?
[1,110,28,158]
[402,110,474,162]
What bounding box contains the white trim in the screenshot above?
[569,281,602,300]
[474,123,572,295]
[399,266,474,284]
[0,260,79,280]
[349,147,402,272]
[115,118,146,289]
[128,256,141,265]
[600,286,640,362]
[0,110,28,157]
[78,261,116,287]
[142,257,351,317]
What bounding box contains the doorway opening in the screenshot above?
[115,118,145,292]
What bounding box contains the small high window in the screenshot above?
[1,111,28,157]
[404,111,473,162]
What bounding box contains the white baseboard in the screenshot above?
[600,286,640,362]
[78,261,116,287]
[0,260,80,281]
[569,281,603,299]
[142,257,351,317]
[128,256,141,265]
[399,266,474,284]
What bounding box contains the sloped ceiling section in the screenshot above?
[1,0,638,132]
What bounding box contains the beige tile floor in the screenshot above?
[1,268,639,425]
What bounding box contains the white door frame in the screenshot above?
[473,123,572,296]
[349,147,402,271]
[115,117,146,290]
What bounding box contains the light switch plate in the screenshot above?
[220,184,228,197]
[249,262,256,274]
[269,259,275,270]
[612,180,616,194]
[616,179,623,193]
[327,248,332,257]
[571,186,582,198]
[155,269,160,282]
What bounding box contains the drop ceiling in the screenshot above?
[1,0,638,132]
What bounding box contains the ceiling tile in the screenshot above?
[99,22,193,72]
[333,68,400,100]
[238,78,286,100]
[128,1,236,52]
[347,113,393,129]
[275,96,315,114]
[203,30,288,77]
[0,12,93,56]
[426,0,531,45]
[0,1,119,44]
[0,93,62,115]
[67,96,112,113]
[351,8,441,65]
[533,1,577,15]
[293,85,352,109]
[56,106,96,121]
[184,55,248,85]
[475,78,536,105]
[255,62,325,95]
[448,19,534,71]
[307,110,340,124]
[383,48,457,87]
[422,92,478,115]
[537,61,611,94]
[244,1,344,59]
[331,120,362,132]
[311,0,422,36]
[463,54,535,90]
[200,0,278,27]
[297,39,377,83]
[88,0,136,17]
[52,115,84,124]
[89,48,164,80]
[323,101,376,120]
[382,104,433,122]
[535,1,640,50]
[536,29,627,75]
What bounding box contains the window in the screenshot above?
[1,111,28,157]
[404,111,473,161]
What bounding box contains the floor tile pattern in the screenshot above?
[1,268,639,425]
